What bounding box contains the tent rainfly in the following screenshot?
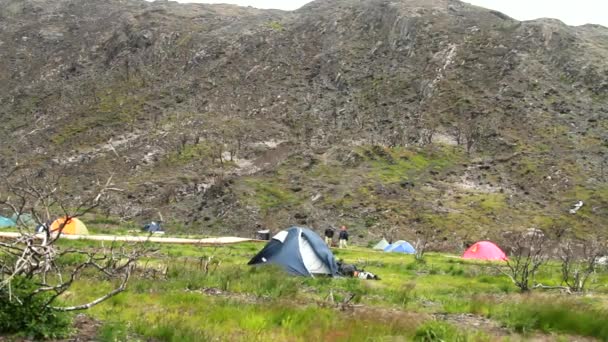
[10,213,36,227]
[373,238,389,250]
[383,240,416,254]
[248,226,338,277]
[50,217,89,235]
[0,216,15,228]
[462,241,507,261]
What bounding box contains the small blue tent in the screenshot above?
[384,240,416,254]
[0,216,16,228]
[142,221,164,233]
[248,226,338,277]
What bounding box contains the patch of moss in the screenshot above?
[266,21,284,31]
[51,122,90,145]
[364,146,462,183]
[309,164,343,185]
[165,142,213,165]
[243,179,301,211]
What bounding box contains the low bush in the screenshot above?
[413,321,467,342]
[98,321,129,341]
[392,282,417,307]
[0,276,72,339]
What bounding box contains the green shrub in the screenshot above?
[342,278,369,304]
[134,320,209,342]
[414,321,467,342]
[245,266,300,298]
[267,21,284,31]
[98,321,129,342]
[55,252,89,266]
[0,277,72,339]
[393,282,416,307]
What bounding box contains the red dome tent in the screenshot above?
[462,241,507,261]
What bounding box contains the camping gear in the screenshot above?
[50,217,89,235]
[248,226,338,277]
[373,238,389,250]
[383,240,416,254]
[0,216,15,228]
[463,241,507,261]
[256,229,270,240]
[569,200,584,214]
[356,271,380,280]
[35,223,48,234]
[143,221,164,233]
[337,260,380,280]
[10,213,35,227]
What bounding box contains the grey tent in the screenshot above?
[0,216,15,228]
[373,238,389,250]
[142,221,164,233]
[248,226,338,277]
[11,213,35,227]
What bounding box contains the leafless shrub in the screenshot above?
[0,169,150,312]
[414,227,443,260]
[497,229,548,292]
[558,236,606,293]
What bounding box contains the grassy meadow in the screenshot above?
[46,240,608,341]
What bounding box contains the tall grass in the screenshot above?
[46,242,608,341]
[414,321,470,342]
[471,295,608,339]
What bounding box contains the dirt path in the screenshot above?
[434,312,510,337]
[0,232,264,245]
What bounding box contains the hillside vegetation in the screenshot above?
[0,0,607,243]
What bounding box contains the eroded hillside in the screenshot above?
[0,0,607,244]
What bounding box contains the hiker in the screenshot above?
[324,227,335,246]
[337,260,380,280]
[338,225,349,249]
[35,221,50,234]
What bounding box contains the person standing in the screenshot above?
[324,227,335,246]
[338,225,349,249]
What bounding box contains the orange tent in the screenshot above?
[50,217,89,235]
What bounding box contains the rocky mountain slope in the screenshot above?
[1,0,607,246]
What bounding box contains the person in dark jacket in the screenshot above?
[338,225,349,249]
[337,260,380,280]
[324,227,335,246]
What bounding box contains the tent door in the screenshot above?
[299,233,330,276]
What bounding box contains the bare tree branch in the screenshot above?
[496,229,548,292]
[0,170,149,314]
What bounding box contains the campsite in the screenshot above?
[2,218,608,341]
[1,0,608,340]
